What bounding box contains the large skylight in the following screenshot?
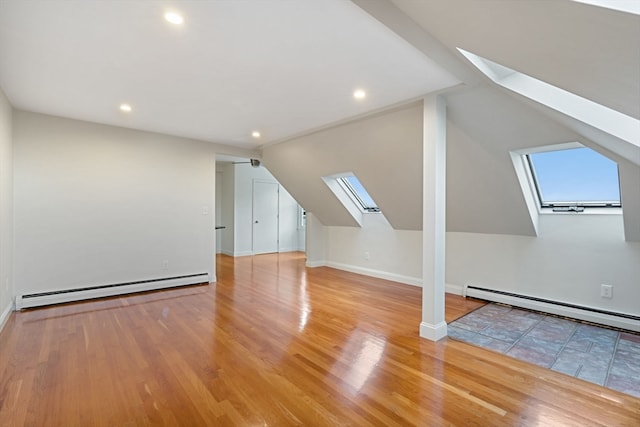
[527,147,621,209]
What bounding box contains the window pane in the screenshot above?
[529,147,620,205]
[343,175,378,209]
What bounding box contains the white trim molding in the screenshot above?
[420,321,448,341]
[0,302,13,334]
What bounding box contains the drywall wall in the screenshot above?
[0,87,13,329]
[13,111,219,296]
[217,162,301,256]
[305,213,326,267]
[263,102,423,230]
[447,214,640,316]
[316,212,639,318]
[324,214,422,285]
[278,186,302,252]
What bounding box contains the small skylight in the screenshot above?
[527,146,621,209]
[338,175,380,212]
[322,172,382,227]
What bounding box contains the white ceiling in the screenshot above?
[0,0,459,149]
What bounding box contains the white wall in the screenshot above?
[0,87,13,329]
[325,214,422,285]
[314,211,639,316]
[305,212,326,267]
[278,187,302,252]
[13,111,218,296]
[313,212,639,318]
[447,214,640,316]
[217,162,302,256]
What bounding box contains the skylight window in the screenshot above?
[322,172,382,227]
[527,147,621,210]
[338,175,380,212]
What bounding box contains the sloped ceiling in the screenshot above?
[445,85,580,235]
[1,0,638,238]
[264,0,639,238]
[389,0,640,120]
[263,103,423,230]
[384,0,640,239]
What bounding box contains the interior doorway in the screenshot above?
[252,180,279,254]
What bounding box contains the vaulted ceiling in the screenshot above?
[1,0,638,238]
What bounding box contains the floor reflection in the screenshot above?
[333,330,386,393]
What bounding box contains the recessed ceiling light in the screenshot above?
[119,103,132,112]
[353,89,366,100]
[164,12,184,25]
[252,131,261,138]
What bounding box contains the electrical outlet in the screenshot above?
[364,251,370,260]
[601,284,613,299]
[161,260,169,270]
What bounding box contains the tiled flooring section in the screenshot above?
[449,303,640,398]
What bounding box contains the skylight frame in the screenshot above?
[337,176,381,213]
[321,172,382,227]
[524,146,622,211]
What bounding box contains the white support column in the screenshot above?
[420,94,448,341]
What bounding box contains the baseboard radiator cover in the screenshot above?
[464,285,640,333]
[16,273,210,310]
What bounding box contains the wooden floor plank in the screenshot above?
[0,252,638,426]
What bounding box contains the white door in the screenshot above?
[253,181,279,254]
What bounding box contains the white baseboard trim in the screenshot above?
[326,261,421,287]
[420,321,448,341]
[221,250,234,256]
[314,262,463,295]
[0,301,13,334]
[233,250,254,257]
[465,286,640,333]
[16,273,211,310]
[306,260,326,268]
[278,247,299,253]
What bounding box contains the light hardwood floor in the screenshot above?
[0,252,638,426]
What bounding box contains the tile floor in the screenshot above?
[448,303,640,398]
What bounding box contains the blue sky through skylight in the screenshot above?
[529,147,620,204]
[343,175,378,208]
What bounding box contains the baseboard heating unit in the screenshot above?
[464,285,640,333]
[16,273,210,310]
